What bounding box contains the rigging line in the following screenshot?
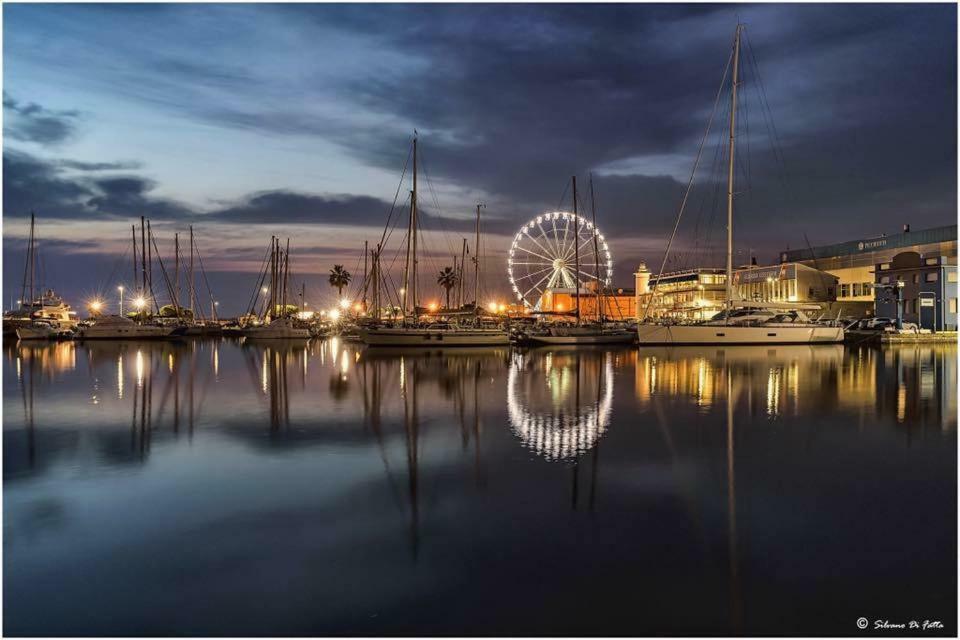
[245,242,273,317]
[691,88,730,266]
[377,142,413,250]
[644,42,733,319]
[193,242,218,319]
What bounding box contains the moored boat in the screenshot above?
[76,315,177,339]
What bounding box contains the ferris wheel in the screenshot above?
[507,211,613,309]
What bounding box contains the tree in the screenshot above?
[437,266,458,310]
[328,265,352,298]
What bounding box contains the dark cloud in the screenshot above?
[57,159,142,171]
[207,191,396,225]
[3,92,81,146]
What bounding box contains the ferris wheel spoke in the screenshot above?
[536,221,562,257]
[523,232,559,263]
[515,264,556,281]
[512,245,553,262]
[522,270,554,300]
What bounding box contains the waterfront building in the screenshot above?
[874,251,958,330]
[537,285,637,320]
[731,263,839,309]
[634,262,726,320]
[780,224,957,317]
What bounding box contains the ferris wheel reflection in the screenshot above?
[507,349,615,461]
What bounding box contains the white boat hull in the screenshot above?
[637,323,844,345]
[529,332,635,345]
[242,327,311,339]
[360,328,510,346]
[77,325,175,339]
[16,327,55,340]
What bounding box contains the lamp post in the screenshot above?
[118,286,124,316]
[896,280,905,330]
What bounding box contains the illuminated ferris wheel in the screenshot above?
[507,211,613,309]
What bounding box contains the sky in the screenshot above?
[2,2,957,315]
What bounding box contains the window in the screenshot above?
[852,283,861,297]
[926,257,940,266]
[880,276,890,284]
[840,284,850,298]
[926,272,939,282]
[951,298,958,314]
[949,271,958,283]
[880,263,890,270]
[808,287,815,298]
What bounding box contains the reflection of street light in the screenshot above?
[117,286,124,315]
[329,309,341,321]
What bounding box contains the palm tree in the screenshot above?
[437,266,458,310]
[329,265,352,298]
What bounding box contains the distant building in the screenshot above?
[634,262,726,320]
[538,284,637,320]
[874,252,958,330]
[732,262,839,309]
[781,224,957,317]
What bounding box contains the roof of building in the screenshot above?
[780,224,957,263]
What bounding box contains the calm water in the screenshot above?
[3,338,956,636]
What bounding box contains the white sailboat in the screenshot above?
[360,135,511,347]
[529,175,634,346]
[637,25,843,346]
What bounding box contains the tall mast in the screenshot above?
[402,135,417,325]
[459,237,467,309]
[725,24,742,311]
[132,224,138,295]
[146,220,155,313]
[283,238,290,315]
[572,176,581,326]
[411,134,418,319]
[589,173,602,324]
[373,244,381,320]
[189,226,195,317]
[362,240,369,312]
[20,212,36,308]
[174,232,180,313]
[474,203,483,322]
[140,216,147,297]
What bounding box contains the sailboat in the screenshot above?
[3,213,78,339]
[242,237,311,340]
[360,135,510,347]
[529,176,634,346]
[636,25,843,346]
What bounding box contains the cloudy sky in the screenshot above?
[3,3,956,314]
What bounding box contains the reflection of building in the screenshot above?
[634,262,726,320]
[875,252,958,330]
[732,263,838,308]
[781,224,957,317]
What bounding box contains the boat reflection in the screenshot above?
[508,348,615,461]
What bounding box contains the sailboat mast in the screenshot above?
[402,136,416,325]
[174,232,180,313]
[132,224,138,295]
[283,238,290,315]
[473,203,482,322]
[589,174,602,324]
[189,226,195,317]
[363,240,368,312]
[572,176,581,326]
[20,212,35,308]
[725,24,742,311]
[411,135,418,319]
[459,237,467,309]
[140,216,147,297]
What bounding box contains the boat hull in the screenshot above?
[360,328,511,347]
[529,332,635,345]
[637,323,844,345]
[15,327,55,340]
[77,326,175,340]
[242,328,311,339]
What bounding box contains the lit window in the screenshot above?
[880,276,890,284]
[950,299,958,314]
[949,271,958,283]
[880,263,890,270]
[926,272,939,283]
[926,257,940,266]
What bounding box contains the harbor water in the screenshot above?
[3,339,956,635]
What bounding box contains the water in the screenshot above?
[3,339,956,636]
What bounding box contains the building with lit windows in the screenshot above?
[731,262,839,308]
[780,224,957,317]
[634,262,726,320]
[538,284,637,320]
[874,252,958,330]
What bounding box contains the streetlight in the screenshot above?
[89,299,104,315]
[339,298,350,310]
[134,296,146,310]
[118,286,124,315]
